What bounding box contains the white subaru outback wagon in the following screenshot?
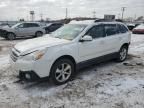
[10,20,131,85]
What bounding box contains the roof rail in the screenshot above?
[95,19,124,22]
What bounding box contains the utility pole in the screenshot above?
[40,13,43,21]
[121,7,126,20]
[65,8,68,19]
[93,10,96,18]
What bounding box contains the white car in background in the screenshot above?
[0,22,45,40]
[10,20,131,85]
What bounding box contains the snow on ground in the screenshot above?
[0,55,9,66]
[0,34,144,108]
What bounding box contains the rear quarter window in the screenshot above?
[118,24,128,33]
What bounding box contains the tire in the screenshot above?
[35,31,43,37]
[7,33,15,40]
[117,45,128,62]
[45,29,50,34]
[50,59,75,85]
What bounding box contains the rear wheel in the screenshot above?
[35,31,43,37]
[50,59,74,85]
[7,33,15,40]
[117,45,128,62]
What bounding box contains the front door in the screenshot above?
[78,24,106,62]
[15,23,29,37]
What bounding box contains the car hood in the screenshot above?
[0,27,13,31]
[14,35,71,55]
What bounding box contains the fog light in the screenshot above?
[25,74,31,79]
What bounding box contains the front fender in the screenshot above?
[44,43,79,64]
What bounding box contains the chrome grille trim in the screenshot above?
[10,48,20,62]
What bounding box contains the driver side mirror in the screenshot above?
[80,35,93,42]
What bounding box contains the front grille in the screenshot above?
[10,48,20,62]
[0,29,7,37]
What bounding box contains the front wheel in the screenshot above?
[7,33,15,40]
[117,45,128,62]
[50,59,75,85]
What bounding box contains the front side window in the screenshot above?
[24,23,39,28]
[11,23,22,28]
[18,24,25,28]
[17,23,29,28]
[86,25,105,39]
[11,23,25,28]
[105,24,118,36]
[51,24,86,40]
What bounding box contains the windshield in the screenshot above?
[51,24,86,40]
[11,23,21,28]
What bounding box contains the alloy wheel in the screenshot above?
[119,47,127,61]
[55,63,72,82]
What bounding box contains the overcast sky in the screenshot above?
[0,0,144,21]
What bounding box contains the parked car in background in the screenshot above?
[126,24,135,31]
[44,23,63,34]
[0,22,45,40]
[132,24,144,34]
[10,20,131,85]
[0,23,10,28]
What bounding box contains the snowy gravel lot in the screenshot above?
[0,34,144,108]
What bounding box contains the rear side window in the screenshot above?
[118,24,128,33]
[86,24,105,39]
[104,24,118,36]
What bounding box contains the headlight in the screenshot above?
[22,48,47,61]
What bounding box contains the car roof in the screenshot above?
[69,20,125,25]
[70,20,95,25]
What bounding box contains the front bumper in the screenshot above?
[10,56,52,80]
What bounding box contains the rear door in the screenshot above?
[25,23,40,36]
[103,24,120,54]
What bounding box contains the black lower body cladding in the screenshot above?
[19,71,40,81]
